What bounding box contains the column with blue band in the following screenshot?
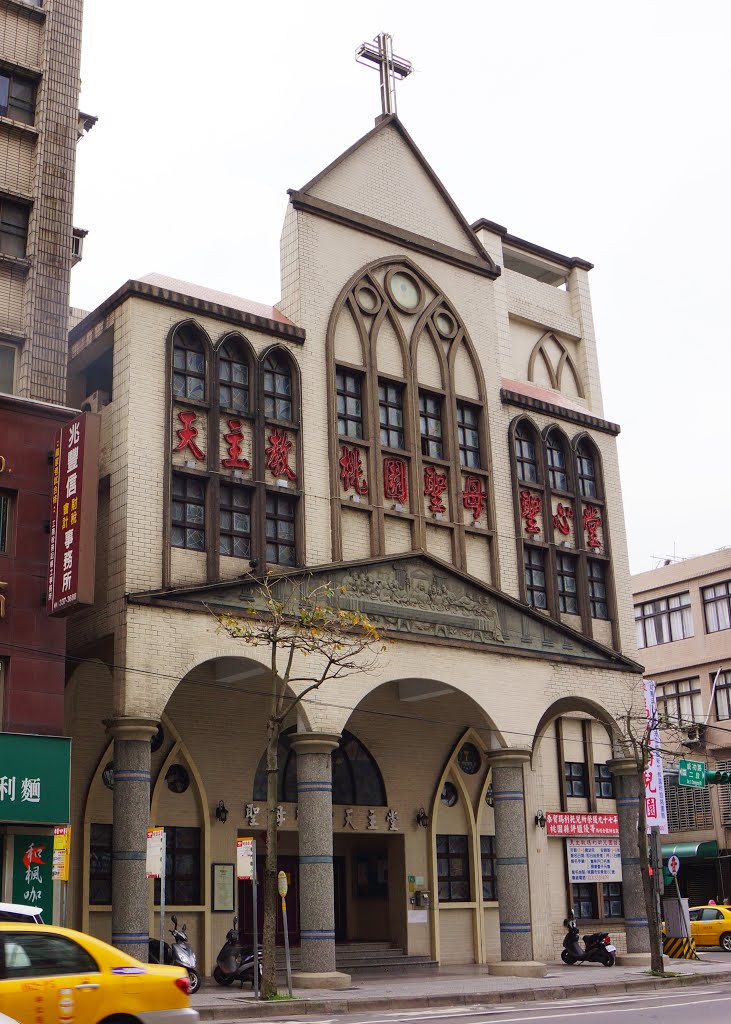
[487,748,537,966]
[290,732,350,986]
[106,717,159,962]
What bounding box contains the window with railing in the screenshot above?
[634,592,693,648]
[665,775,713,831]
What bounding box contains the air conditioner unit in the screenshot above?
[80,389,110,413]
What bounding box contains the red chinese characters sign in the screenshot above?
[47,413,100,616]
[423,466,448,514]
[265,429,296,481]
[173,410,205,461]
[462,475,487,522]
[383,457,408,505]
[582,504,602,549]
[545,812,619,837]
[552,501,574,537]
[519,489,541,535]
[339,446,368,495]
[221,419,250,470]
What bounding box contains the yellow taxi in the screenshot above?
[687,904,731,950]
[0,923,199,1024]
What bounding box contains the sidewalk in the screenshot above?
[191,956,731,1020]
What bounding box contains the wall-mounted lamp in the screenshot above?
[416,807,429,829]
[534,809,547,829]
[215,800,229,824]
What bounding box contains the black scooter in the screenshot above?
[149,915,202,993]
[213,916,262,988]
[561,913,616,966]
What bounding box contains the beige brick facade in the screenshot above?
[65,116,642,972]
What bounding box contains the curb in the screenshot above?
[195,968,731,1020]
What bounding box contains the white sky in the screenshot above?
[72,1,731,576]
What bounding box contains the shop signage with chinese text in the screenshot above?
[0,733,71,824]
[545,812,619,836]
[12,834,53,923]
[643,679,668,833]
[47,412,100,616]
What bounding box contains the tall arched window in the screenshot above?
[263,353,293,422]
[515,423,539,483]
[509,420,614,643]
[326,258,494,578]
[172,324,206,400]
[167,326,302,583]
[218,338,250,413]
[546,429,569,492]
[253,729,386,805]
[576,440,598,498]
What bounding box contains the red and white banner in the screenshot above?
[643,679,668,834]
[546,812,619,836]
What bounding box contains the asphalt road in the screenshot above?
[251,982,731,1024]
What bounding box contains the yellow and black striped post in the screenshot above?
[663,936,700,959]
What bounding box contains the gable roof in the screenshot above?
[290,115,499,280]
[128,551,641,673]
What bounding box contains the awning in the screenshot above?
[662,841,719,860]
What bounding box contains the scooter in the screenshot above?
[149,915,202,993]
[561,912,616,966]
[213,916,263,988]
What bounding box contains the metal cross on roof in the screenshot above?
[356,32,413,116]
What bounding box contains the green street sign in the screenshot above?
[678,758,706,789]
[663,867,674,887]
[0,733,71,824]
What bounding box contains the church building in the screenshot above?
[63,111,648,982]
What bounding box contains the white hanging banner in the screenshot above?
[643,679,668,834]
[237,836,254,881]
[146,827,165,878]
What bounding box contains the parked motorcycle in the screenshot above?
[213,916,262,988]
[149,914,202,993]
[561,913,616,966]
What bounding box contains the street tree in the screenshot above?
[617,683,696,975]
[214,573,386,999]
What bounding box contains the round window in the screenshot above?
[435,310,457,338]
[457,742,481,775]
[440,781,459,807]
[388,271,422,311]
[165,764,190,794]
[356,286,380,313]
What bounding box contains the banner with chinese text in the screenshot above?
[0,733,71,824]
[567,838,622,883]
[643,679,668,833]
[12,834,53,924]
[546,812,619,836]
[47,412,100,615]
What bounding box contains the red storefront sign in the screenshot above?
[47,413,100,616]
[545,812,619,837]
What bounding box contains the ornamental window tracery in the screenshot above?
[166,322,301,580]
[510,418,614,640]
[327,258,494,573]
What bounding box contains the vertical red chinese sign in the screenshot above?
[47,413,101,616]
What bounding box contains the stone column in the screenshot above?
[106,717,158,961]
[608,757,651,963]
[290,732,350,990]
[487,748,546,978]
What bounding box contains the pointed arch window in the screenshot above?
[515,424,538,483]
[219,339,250,413]
[263,353,293,422]
[172,325,206,400]
[457,402,481,468]
[419,391,444,459]
[546,429,568,491]
[576,440,597,498]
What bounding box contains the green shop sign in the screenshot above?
[0,733,71,824]
[12,834,53,924]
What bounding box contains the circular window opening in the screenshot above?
[457,742,481,775]
[435,309,457,339]
[440,781,459,807]
[388,271,422,312]
[356,286,380,313]
[165,764,190,794]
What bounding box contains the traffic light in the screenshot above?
[706,770,731,785]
